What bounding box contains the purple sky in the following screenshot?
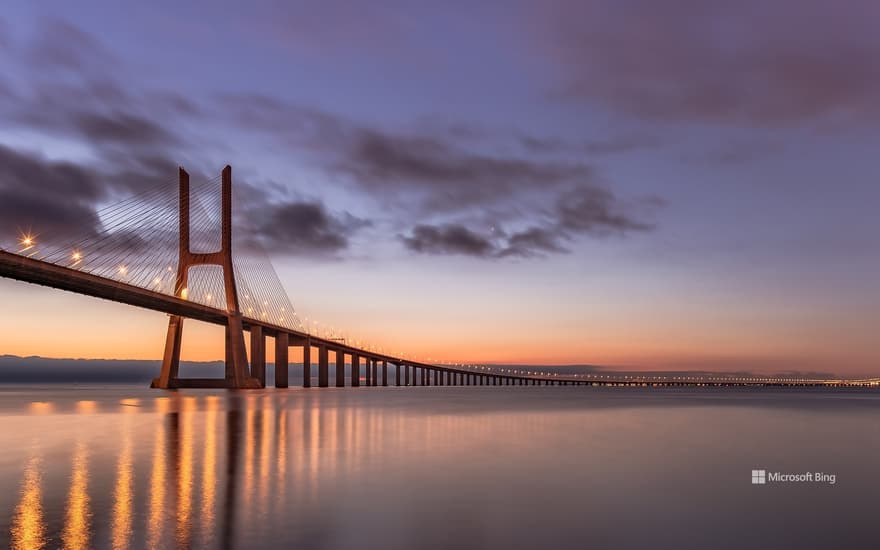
[0,1,878,375]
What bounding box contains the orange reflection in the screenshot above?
[244,401,255,508]
[259,396,273,515]
[176,398,196,547]
[75,401,97,414]
[10,451,46,550]
[28,402,54,415]
[62,441,91,550]
[275,406,287,508]
[200,397,218,544]
[111,416,133,550]
[148,405,167,548]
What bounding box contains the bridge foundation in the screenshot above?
[318,345,329,387]
[352,354,361,387]
[336,349,345,387]
[303,343,312,388]
[275,333,289,388]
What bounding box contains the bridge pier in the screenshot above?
[250,326,266,388]
[303,343,311,388]
[352,354,361,387]
[382,361,388,386]
[366,358,372,386]
[275,333,288,388]
[373,360,379,387]
[404,364,410,386]
[395,362,401,386]
[318,345,329,387]
[336,349,345,387]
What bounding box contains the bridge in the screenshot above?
[0,166,873,389]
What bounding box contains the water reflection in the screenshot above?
[148,399,167,549]
[201,397,218,546]
[62,441,91,550]
[1,388,877,549]
[10,450,46,550]
[111,410,133,550]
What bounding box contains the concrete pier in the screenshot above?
[336,349,345,387]
[352,354,360,387]
[250,326,265,387]
[318,345,329,387]
[275,333,288,388]
[303,343,311,388]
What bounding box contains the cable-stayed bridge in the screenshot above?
[0,166,871,389]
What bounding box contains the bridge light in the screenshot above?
[72,251,82,262]
[118,265,128,275]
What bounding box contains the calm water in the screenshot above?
[0,385,877,550]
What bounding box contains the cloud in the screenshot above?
[536,0,880,126]
[400,224,496,256]
[400,184,655,259]
[338,130,591,211]
[246,200,370,256]
[556,186,654,234]
[0,145,104,238]
[498,227,568,258]
[24,17,116,72]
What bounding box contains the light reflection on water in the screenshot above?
[0,386,878,550]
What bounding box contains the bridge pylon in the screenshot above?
[151,166,262,389]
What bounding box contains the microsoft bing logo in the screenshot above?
[751,469,766,485]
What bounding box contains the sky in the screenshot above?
[0,1,878,376]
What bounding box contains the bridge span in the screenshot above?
[0,166,867,389]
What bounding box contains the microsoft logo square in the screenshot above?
[751,469,766,484]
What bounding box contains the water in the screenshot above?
[0,385,877,550]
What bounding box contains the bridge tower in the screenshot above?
[151,166,261,389]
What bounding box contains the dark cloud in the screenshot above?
[556,186,654,234]
[0,145,104,238]
[400,224,495,256]
[498,227,568,258]
[233,179,370,257]
[338,130,592,212]
[538,0,880,126]
[401,184,655,259]
[74,111,177,146]
[248,201,369,256]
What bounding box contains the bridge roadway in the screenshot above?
[0,249,848,389]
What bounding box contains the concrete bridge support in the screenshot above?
[336,349,345,387]
[382,361,388,386]
[318,345,329,387]
[275,333,288,388]
[352,354,361,387]
[303,343,311,388]
[250,326,266,387]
